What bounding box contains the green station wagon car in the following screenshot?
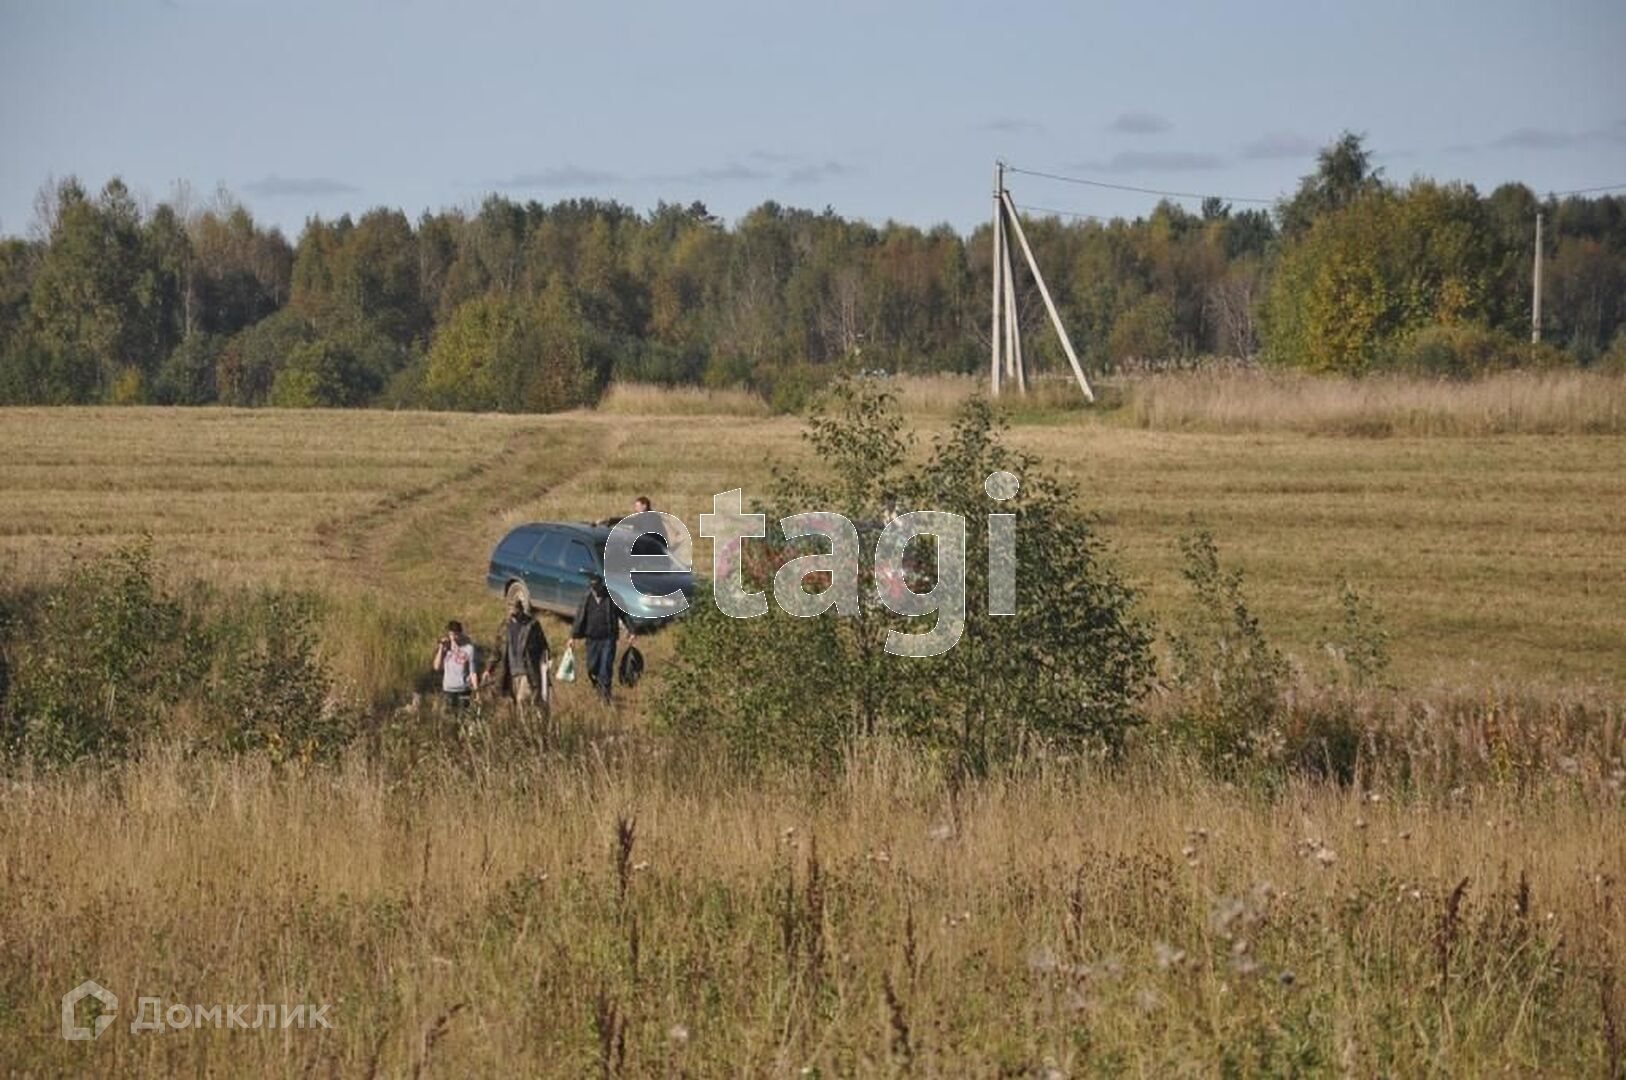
[486,521,694,627]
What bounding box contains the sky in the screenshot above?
[2,0,1623,238]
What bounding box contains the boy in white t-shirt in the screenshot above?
[433,620,479,710]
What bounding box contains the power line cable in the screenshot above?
[1011,202,1108,223]
[1007,162,1626,204]
[1550,182,1626,196]
[1004,164,1277,205]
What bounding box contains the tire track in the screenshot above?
[316,418,630,603]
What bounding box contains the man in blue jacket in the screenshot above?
[570,574,632,703]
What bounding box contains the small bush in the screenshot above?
[1596,329,1626,374]
[211,593,350,762]
[1326,581,1391,689]
[756,362,829,415]
[1388,324,1565,377]
[659,377,1155,776]
[0,543,350,767]
[1163,541,1402,784]
[1166,531,1289,772]
[1,541,205,764]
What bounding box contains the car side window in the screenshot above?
[564,541,598,574]
[497,530,539,561]
[533,533,569,568]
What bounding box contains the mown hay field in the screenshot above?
[2,375,1624,1075]
[2,378,1623,692]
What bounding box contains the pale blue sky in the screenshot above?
[2,0,1623,238]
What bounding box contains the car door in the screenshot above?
[526,531,570,611]
[555,537,601,617]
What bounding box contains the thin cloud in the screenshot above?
[1077,150,1224,173]
[1493,127,1579,150]
[652,161,772,184]
[980,117,1045,135]
[492,165,624,189]
[1240,132,1317,160]
[242,175,358,198]
[696,162,773,182]
[1108,111,1173,135]
[480,155,864,192]
[1583,120,1626,146]
[1468,123,1626,153]
[786,160,855,185]
[490,161,774,189]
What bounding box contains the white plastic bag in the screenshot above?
[556,644,577,683]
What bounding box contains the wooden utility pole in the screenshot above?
[1002,223,1026,393]
[1531,210,1544,344]
[987,162,1088,401]
[990,162,1005,396]
[1000,189,1093,401]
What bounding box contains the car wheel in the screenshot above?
[505,581,532,612]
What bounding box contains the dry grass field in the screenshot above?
[3,374,1623,691]
[2,372,1624,1075]
[5,749,1622,1075]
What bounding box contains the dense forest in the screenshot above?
[0,135,1622,411]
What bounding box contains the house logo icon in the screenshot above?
[61,981,117,1040]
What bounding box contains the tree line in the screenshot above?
[1,135,1622,411]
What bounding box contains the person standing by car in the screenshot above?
[571,574,632,704]
[433,620,479,710]
[487,596,550,727]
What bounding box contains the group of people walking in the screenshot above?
[431,572,636,721]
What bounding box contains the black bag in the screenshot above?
[618,645,645,688]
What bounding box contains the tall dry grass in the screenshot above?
[596,382,772,417]
[3,741,1621,1075]
[787,368,1626,434]
[4,392,1625,1073]
[884,373,1094,417]
[1112,368,1626,435]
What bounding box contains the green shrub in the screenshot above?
[1166,531,1289,772]
[701,351,753,389]
[756,362,829,415]
[1165,544,1397,784]
[1389,324,1515,376]
[659,377,1155,777]
[211,592,351,763]
[0,543,350,766]
[1,541,205,764]
[1327,581,1391,689]
[269,338,374,408]
[1596,329,1626,374]
[421,288,597,413]
[1386,323,1572,376]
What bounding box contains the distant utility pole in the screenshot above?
[991,163,1005,396]
[1531,210,1544,344]
[988,162,1093,402]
